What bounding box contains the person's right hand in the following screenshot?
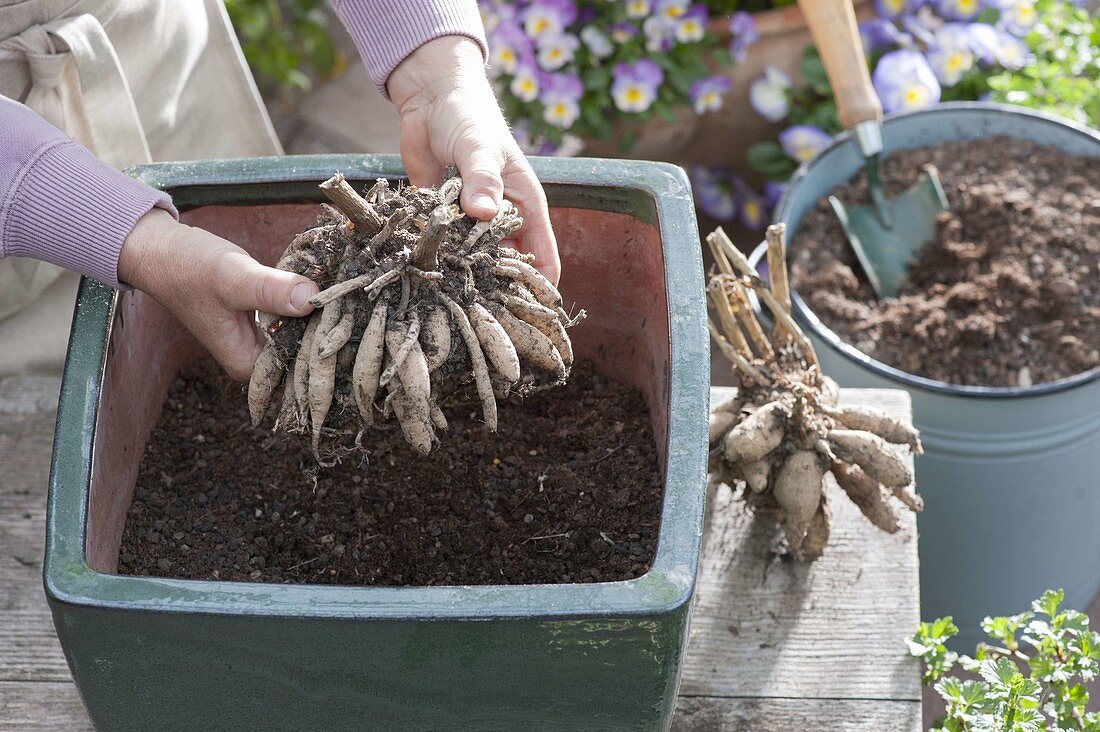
[117,209,318,381]
[388,36,560,286]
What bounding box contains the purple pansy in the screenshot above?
[860,18,909,53]
[580,26,613,58]
[991,28,1029,68]
[540,72,584,128]
[690,166,736,221]
[521,0,578,41]
[778,125,833,163]
[748,66,792,122]
[874,0,911,18]
[536,32,581,71]
[611,59,664,112]
[925,23,974,85]
[689,75,732,114]
[509,63,541,103]
[933,0,984,21]
[488,21,533,76]
[872,49,941,113]
[626,0,651,19]
[998,2,1038,36]
[728,11,758,62]
[674,4,708,44]
[609,22,639,44]
[643,16,675,52]
[763,181,787,209]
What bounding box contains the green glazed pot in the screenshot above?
[45,155,709,731]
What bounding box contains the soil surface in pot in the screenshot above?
[118,360,661,585]
[792,137,1099,387]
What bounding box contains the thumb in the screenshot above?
[219,251,318,317]
[456,142,505,220]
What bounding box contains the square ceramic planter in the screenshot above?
[45,155,708,730]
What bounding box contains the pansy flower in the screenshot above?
[540,72,584,128]
[655,0,690,22]
[778,125,833,164]
[510,64,541,103]
[763,181,787,209]
[690,166,736,221]
[521,0,578,41]
[728,11,758,62]
[926,23,974,85]
[609,22,639,44]
[748,66,792,122]
[998,1,1037,36]
[934,0,983,21]
[626,0,651,19]
[537,33,580,71]
[860,18,909,53]
[991,29,1029,68]
[643,16,674,52]
[874,0,911,18]
[689,75,731,114]
[872,49,941,113]
[580,26,613,58]
[674,4,708,44]
[611,59,664,113]
[488,21,532,76]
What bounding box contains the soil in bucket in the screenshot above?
[792,137,1099,387]
[118,359,662,586]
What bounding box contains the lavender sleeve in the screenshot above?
[331,0,488,97]
[0,96,177,289]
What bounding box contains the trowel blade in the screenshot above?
[829,167,949,298]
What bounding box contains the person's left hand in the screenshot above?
[388,36,560,286]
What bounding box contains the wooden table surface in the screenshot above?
[0,379,921,731]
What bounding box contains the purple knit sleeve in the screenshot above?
[0,96,177,289]
[331,0,488,97]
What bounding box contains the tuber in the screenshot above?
[705,224,923,560]
[247,169,584,461]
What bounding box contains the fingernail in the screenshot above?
[291,282,314,310]
[472,194,498,213]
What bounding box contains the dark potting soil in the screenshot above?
[792,137,1099,387]
[118,360,662,586]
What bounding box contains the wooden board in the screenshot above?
[0,377,922,730]
[680,388,922,705]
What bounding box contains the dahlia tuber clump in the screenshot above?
[706,224,923,560]
[248,168,583,462]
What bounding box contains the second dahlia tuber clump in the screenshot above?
[248,168,583,462]
[707,224,923,560]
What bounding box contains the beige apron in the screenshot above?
[0,0,283,375]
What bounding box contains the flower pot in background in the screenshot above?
[583,1,871,173]
[45,155,709,730]
[767,104,1100,650]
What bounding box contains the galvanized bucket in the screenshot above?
[760,102,1100,646]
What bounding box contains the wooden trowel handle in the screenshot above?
[797,0,882,131]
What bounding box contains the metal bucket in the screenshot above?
[763,102,1100,646]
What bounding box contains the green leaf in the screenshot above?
[746,142,797,180]
[1035,589,1065,618]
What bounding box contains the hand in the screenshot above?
[388,36,560,285]
[117,209,319,380]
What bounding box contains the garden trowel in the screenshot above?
[797,0,950,298]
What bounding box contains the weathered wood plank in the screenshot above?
[0,376,75,689]
[679,388,922,707]
[674,696,921,731]
[0,681,91,731]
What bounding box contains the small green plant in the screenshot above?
[225,0,344,96]
[908,589,1100,731]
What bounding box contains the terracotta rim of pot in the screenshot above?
[768,101,1100,400]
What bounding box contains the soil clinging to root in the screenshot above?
[118,359,662,586]
[792,137,1100,387]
